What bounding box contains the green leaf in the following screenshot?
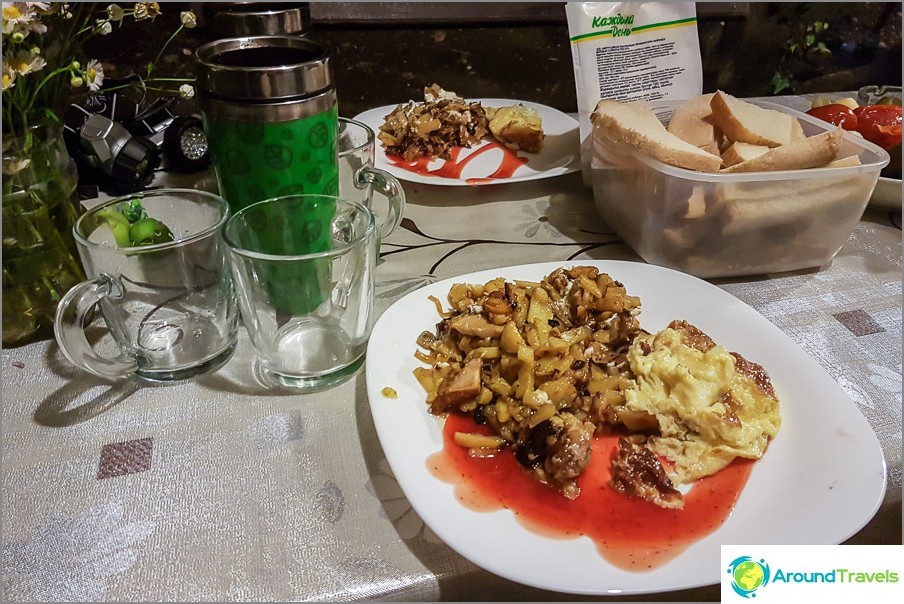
[805,34,815,46]
[770,71,791,95]
[122,199,146,223]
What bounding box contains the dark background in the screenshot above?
[88,2,902,117]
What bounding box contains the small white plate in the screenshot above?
[354,99,580,186]
[870,177,902,210]
[365,260,886,596]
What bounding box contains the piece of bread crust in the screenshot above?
[591,99,722,173]
[667,93,717,148]
[720,129,842,173]
[721,141,770,168]
[710,90,799,147]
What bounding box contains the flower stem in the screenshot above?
[142,86,184,94]
[146,77,195,83]
[150,25,185,78]
[22,66,75,115]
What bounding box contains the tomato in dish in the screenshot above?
[852,104,903,150]
[806,103,859,131]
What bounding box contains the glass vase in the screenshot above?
[2,121,86,347]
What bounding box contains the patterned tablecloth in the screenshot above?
[2,126,902,602]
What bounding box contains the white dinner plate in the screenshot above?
[869,176,902,211]
[365,260,886,596]
[353,98,580,186]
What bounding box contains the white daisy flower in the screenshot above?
[85,58,104,91]
[2,156,31,174]
[1,62,16,90]
[2,2,34,35]
[7,49,45,75]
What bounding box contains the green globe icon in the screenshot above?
[734,560,765,592]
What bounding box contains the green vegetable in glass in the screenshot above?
[96,199,174,247]
[130,217,174,246]
[96,207,133,247]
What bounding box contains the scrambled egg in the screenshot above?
[624,322,781,484]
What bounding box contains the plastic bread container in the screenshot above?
[590,99,890,278]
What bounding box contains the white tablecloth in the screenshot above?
[3,127,901,602]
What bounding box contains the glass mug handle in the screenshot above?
[54,274,138,379]
[355,167,405,239]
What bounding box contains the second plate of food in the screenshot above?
[364,260,886,595]
[869,177,902,211]
[354,98,580,186]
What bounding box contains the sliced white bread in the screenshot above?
[683,186,707,219]
[667,93,717,148]
[790,118,807,141]
[700,141,721,157]
[822,155,862,168]
[716,162,864,202]
[710,90,799,147]
[721,141,770,167]
[591,99,722,173]
[720,129,843,173]
[720,175,866,236]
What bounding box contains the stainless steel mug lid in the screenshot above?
[210,3,312,37]
[195,36,332,102]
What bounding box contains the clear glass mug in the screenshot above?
[54,190,240,381]
[194,117,404,249]
[338,117,405,247]
[223,194,381,391]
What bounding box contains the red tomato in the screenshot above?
[806,104,859,131]
[852,105,902,150]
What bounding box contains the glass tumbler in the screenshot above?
[223,195,378,391]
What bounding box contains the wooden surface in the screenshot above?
[309,2,751,24]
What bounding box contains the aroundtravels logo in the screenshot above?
[726,556,771,598]
[723,546,903,602]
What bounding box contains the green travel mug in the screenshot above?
[196,36,339,315]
